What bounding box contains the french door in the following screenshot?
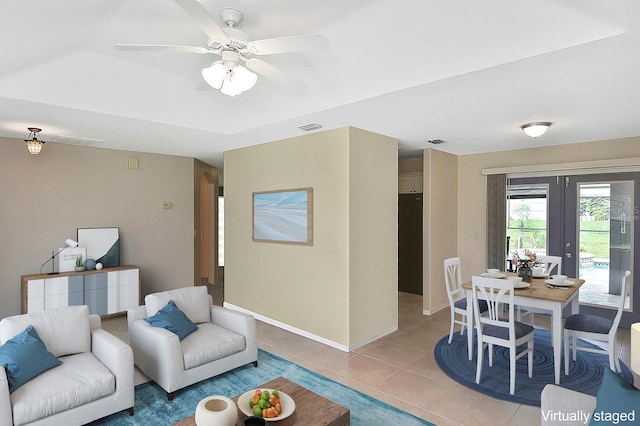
[508,172,639,324]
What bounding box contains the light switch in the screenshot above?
[128,157,139,170]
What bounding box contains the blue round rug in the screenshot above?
[434,329,632,406]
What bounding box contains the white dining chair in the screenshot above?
[564,270,631,375]
[444,257,488,344]
[519,255,562,326]
[472,275,535,395]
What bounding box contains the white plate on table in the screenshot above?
[481,273,506,279]
[545,279,574,287]
[513,282,530,289]
[237,388,295,421]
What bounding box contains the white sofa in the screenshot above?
[0,305,134,426]
[127,286,258,400]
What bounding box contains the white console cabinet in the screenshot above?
[21,265,140,316]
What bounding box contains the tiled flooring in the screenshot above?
[103,288,633,426]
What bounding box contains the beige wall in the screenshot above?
[0,137,196,317]
[423,149,458,313]
[399,158,423,174]
[457,136,640,285]
[348,127,398,345]
[224,127,398,349]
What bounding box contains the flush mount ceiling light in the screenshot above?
[24,127,46,155]
[202,49,257,97]
[520,122,552,139]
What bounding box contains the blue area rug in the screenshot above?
[435,329,632,406]
[91,349,434,426]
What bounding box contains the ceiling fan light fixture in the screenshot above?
[233,65,258,91]
[203,49,258,96]
[521,122,552,138]
[202,62,226,89]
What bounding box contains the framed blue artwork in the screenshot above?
[77,227,120,267]
[252,188,313,245]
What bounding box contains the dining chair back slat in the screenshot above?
[564,270,632,374]
[444,257,467,344]
[520,255,563,326]
[472,276,535,395]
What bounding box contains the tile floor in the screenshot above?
[103,289,633,426]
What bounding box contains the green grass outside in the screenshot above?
[508,219,610,258]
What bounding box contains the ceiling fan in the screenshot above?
[115,0,329,96]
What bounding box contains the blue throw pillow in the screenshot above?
[145,300,198,340]
[590,368,640,425]
[0,325,62,393]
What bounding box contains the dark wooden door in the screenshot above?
[398,193,423,295]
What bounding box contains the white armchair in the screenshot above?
[127,286,258,400]
[0,305,134,426]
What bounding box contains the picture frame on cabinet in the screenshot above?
[57,247,87,273]
[252,188,313,245]
[77,227,120,267]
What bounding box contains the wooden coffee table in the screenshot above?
[173,376,350,426]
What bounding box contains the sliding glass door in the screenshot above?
[565,176,634,309]
[507,172,638,320]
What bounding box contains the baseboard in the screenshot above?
[223,302,396,353]
[423,301,449,316]
[348,325,398,351]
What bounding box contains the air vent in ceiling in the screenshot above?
[50,135,107,147]
[427,139,446,145]
[297,123,323,132]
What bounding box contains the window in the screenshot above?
[506,184,549,260]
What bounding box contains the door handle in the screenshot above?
[565,253,572,258]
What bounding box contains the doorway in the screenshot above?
[199,172,217,285]
[398,193,423,295]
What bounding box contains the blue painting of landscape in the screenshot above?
[253,189,311,244]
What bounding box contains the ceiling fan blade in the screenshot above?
[115,44,214,54]
[174,0,230,43]
[248,34,329,55]
[245,58,304,88]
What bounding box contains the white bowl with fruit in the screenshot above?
[237,388,296,421]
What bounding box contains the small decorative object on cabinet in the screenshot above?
[85,258,97,270]
[21,265,140,316]
[75,255,85,272]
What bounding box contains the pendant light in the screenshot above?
[24,127,46,155]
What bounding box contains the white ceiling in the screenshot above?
[1,0,639,168]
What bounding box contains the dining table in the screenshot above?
[462,272,585,385]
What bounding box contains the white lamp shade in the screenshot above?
[632,322,640,376]
[220,78,243,97]
[233,65,257,92]
[201,62,227,89]
[521,122,552,138]
[65,239,79,248]
[220,65,257,97]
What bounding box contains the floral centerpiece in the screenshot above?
[511,250,537,282]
